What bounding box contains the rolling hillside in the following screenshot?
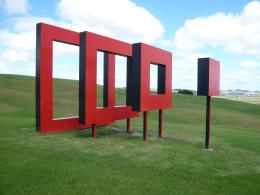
[0,74,260,194]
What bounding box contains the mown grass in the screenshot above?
[0,74,260,194]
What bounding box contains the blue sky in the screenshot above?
[0,0,260,90]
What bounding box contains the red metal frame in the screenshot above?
[205,96,211,149]
[131,43,172,142]
[197,58,220,96]
[103,53,115,107]
[36,23,173,142]
[143,111,148,143]
[208,59,220,96]
[92,124,97,138]
[159,109,163,138]
[79,31,139,125]
[197,57,220,149]
[132,43,172,111]
[126,118,131,133]
[36,23,91,133]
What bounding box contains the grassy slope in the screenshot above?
[0,74,260,195]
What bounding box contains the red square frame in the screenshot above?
[36,23,91,133]
[79,32,139,124]
[132,43,172,111]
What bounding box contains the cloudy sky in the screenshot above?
[0,0,260,90]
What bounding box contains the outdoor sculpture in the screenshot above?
[197,58,220,149]
[36,23,220,146]
[36,23,172,143]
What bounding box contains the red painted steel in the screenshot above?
[208,59,220,96]
[36,23,91,133]
[197,58,220,96]
[197,57,219,148]
[159,109,163,138]
[143,111,148,143]
[36,23,173,142]
[106,53,115,107]
[127,118,131,133]
[92,124,97,138]
[132,43,172,111]
[205,96,211,149]
[80,31,139,125]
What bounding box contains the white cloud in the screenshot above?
[0,62,10,73]
[221,70,254,90]
[173,1,260,58]
[170,1,260,90]
[0,0,259,90]
[11,16,56,32]
[0,29,35,52]
[256,73,260,80]
[53,41,79,57]
[0,0,29,14]
[240,60,259,68]
[0,49,29,62]
[53,42,79,80]
[57,0,164,43]
[171,51,213,90]
[0,0,165,83]
[0,16,57,77]
[0,28,36,72]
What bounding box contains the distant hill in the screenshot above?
[173,88,260,104]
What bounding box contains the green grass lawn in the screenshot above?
[0,74,260,194]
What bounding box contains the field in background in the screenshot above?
[218,95,260,105]
[0,74,260,194]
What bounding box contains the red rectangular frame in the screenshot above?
[36,23,91,133]
[79,31,139,125]
[131,43,172,111]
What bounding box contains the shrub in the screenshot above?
[178,89,193,95]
